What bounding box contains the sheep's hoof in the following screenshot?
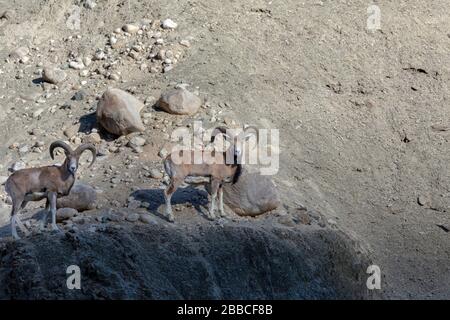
[166,214,175,223]
[51,224,60,232]
[12,234,21,240]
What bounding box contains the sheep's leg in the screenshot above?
[40,199,50,230]
[218,186,227,218]
[48,192,59,232]
[209,179,221,220]
[164,178,182,222]
[10,199,23,240]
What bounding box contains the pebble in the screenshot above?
[126,213,140,222]
[72,90,87,101]
[139,214,157,224]
[10,161,26,172]
[42,66,67,84]
[109,73,120,81]
[149,168,163,179]
[180,40,191,47]
[82,56,92,67]
[128,136,146,147]
[158,148,168,158]
[69,61,85,70]
[83,132,102,144]
[64,125,79,138]
[94,50,106,60]
[84,0,96,9]
[123,24,140,34]
[33,108,44,119]
[9,47,29,60]
[161,19,177,29]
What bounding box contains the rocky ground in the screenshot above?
[0,0,449,299]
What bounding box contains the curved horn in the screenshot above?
[210,126,231,143]
[243,125,259,142]
[74,143,97,167]
[49,141,73,160]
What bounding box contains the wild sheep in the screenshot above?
[163,126,258,222]
[5,141,96,239]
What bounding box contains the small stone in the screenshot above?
[33,108,44,119]
[18,145,29,154]
[128,136,146,147]
[149,168,163,179]
[139,214,157,224]
[64,125,79,139]
[123,24,139,34]
[82,56,92,67]
[9,47,29,60]
[83,132,102,144]
[163,65,173,73]
[158,88,202,115]
[126,213,140,222]
[42,66,66,84]
[161,19,177,29]
[94,50,106,60]
[327,219,338,226]
[56,208,78,222]
[158,148,168,158]
[72,90,87,101]
[109,73,120,81]
[180,39,191,47]
[84,0,96,9]
[69,61,85,70]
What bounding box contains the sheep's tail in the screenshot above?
[4,177,12,197]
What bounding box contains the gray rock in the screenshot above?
[42,66,66,84]
[161,19,177,29]
[56,183,97,211]
[96,88,145,136]
[128,136,146,148]
[9,47,29,60]
[158,88,202,115]
[56,207,78,222]
[123,24,139,34]
[149,168,163,179]
[126,213,140,222]
[72,90,87,101]
[139,214,157,224]
[221,169,280,216]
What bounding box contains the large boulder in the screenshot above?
[96,88,145,136]
[158,88,202,115]
[222,169,280,216]
[57,183,97,211]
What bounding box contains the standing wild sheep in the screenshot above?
[163,126,258,222]
[5,141,96,239]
